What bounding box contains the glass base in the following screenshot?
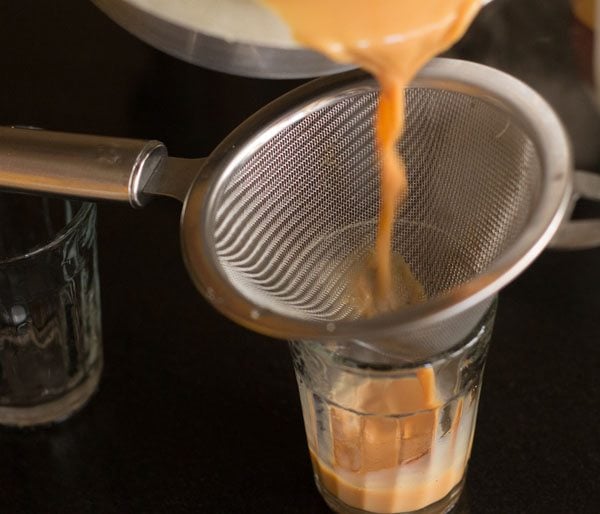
[0,358,102,427]
[315,474,466,514]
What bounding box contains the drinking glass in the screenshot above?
[290,300,496,514]
[0,193,102,426]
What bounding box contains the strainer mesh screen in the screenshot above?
[214,87,540,321]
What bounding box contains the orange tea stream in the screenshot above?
[263,0,481,311]
[261,1,483,512]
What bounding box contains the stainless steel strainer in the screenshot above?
[0,59,591,359]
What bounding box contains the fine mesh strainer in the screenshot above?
[0,59,589,359]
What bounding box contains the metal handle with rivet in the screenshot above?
[0,126,200,207]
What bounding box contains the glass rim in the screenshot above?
[292,298,497,373]
[0,199,96,266]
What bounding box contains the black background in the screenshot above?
[1,1,599,513]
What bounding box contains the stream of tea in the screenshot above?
[262,1,483,512]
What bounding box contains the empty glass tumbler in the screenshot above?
[290,301,496,514]
[0,193,102,426]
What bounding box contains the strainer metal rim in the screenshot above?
[182,58,572,342]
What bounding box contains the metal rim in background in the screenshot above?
[91,0,352,79]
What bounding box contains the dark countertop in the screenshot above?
[1,1,599,513]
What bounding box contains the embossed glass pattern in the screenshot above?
[0,194,102,426]
[290,301,495,514]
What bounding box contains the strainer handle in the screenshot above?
[0,126,167,208]
[549,170,600,250]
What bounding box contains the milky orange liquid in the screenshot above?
[299,368,477,514]
[297,365,478,513]
[261,1,482,511]
[572,0,595,29]
[263,0,481,311]
[311,449,467,513]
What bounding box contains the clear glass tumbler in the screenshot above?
[0,193,102,426]
[290,301,496,514]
